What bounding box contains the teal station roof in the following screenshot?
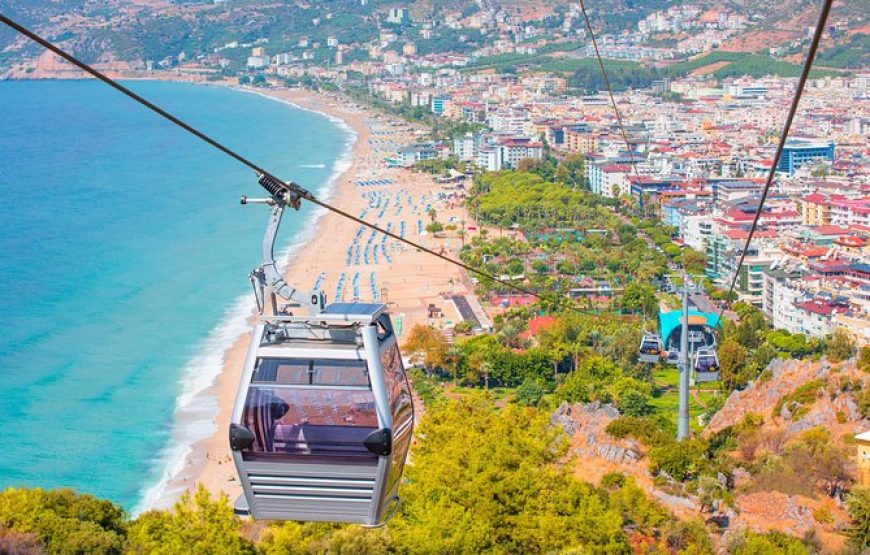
[658,310,720,341]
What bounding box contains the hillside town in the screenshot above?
[8,0,861,344]
[1,1,870,552]
[214,11,870,345]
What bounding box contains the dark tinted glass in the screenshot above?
[381,342,412,422]
[241,386,378,460]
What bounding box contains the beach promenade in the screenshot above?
[157,86,477,506]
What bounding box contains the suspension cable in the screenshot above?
[0,12,596,317]
[577,0,639,176]
[716,0,832,323]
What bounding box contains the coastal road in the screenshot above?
[689,293,717,314]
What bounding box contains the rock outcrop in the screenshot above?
[706,357,869,439]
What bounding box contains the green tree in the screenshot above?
[718,338,748,390]
[0,488,126,555]
[859,345,870,372]
[619,283,658,317]
[618,390,653,417]
[648,439,708,481]
[515,377,546,406]
[826,328,856,362]
[258,522,390,555]
[389,397,629,553]
[731,303,768,349]
[845,486,870,551]
[728,529,812,555]
[403,324,449,373]
[681,248,706,275]
[127,486,256,555]
[663,519,714,554]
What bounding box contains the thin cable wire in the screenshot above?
[577,0,639,176]
[716,0,833,323]
[0,12,594,316]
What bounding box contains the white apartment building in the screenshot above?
[763,266,806,333]
[488,111,529,134]
[682,213,714,252]
[592,164,631,198]
[500,139,543,169]
[453,134,477,161]
[477,146,503,172]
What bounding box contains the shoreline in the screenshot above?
[133,83,364,513]
[125,79,476,511]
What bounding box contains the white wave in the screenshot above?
[133,293,252,514]
[299,163,326,169]
[133,86,357,513]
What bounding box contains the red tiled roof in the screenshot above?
[813,225,850,236]
[524,316,558,338]
[722,229,778,240]
[601,164,631,172]
[836,235,866,247]
[794,300,837,316]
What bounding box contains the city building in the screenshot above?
[386,8,410,25]
[777,139,835,175]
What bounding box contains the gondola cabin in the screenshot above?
[638,333,663,364]
[693,347,720,383]
[230,303,413,526]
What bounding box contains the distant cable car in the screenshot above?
[638,332,663,364]
[693,347,720,382]
[229,176,413,526]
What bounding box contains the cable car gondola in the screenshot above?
[638,332,663,364]
[692,347,720,382]
[229,176,413,526]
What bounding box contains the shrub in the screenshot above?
[605,416,672,445]
[825,329,856,362]
[858,345,870,372]
[0,488,127,555]
[858,388,870,420]
[514,377,546,406]
[846,486,870,551]
[127,486,256,555]
[728,529,812,554]
[813,505,833,525]
[663,519,714,554]
[618,390,653,417]
[648,439,708,481]
[774,379,825,421]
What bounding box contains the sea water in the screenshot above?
[0,80,353,510]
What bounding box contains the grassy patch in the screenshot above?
[538,57,640,74]
[653,366,680,388]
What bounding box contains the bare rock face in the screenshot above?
[706,357,869,438]
[552,401,641,465]
[551,402,579,436]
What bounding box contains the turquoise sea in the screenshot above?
[0,80,352,510]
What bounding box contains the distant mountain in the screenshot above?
[0,0,866,68]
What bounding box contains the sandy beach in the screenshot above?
[144,84,478,508]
